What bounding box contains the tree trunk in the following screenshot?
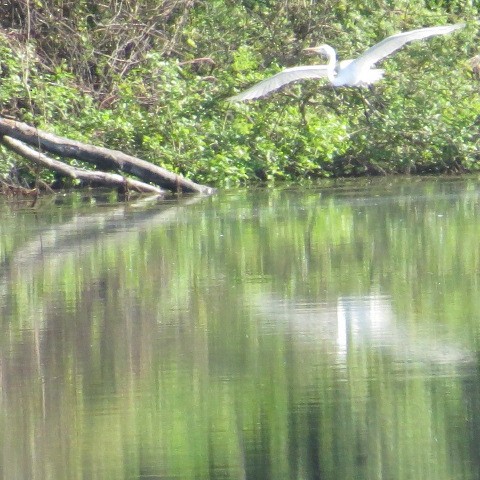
[0,117,214,194]
[2,136,165,195]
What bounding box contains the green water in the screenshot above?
[1,178,480,479]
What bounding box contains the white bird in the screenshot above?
[229,23,464,101]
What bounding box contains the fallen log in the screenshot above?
[2,136,165,195]
[0,117,215,194]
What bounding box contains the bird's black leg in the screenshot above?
[357,89,372,124]
[299,92,314,126]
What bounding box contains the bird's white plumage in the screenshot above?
[337,23,465,85]
[228,23,464,101]
[228,65,330,101]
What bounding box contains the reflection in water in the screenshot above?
[257,293,473,366]
[0,179,480,479]
[337,295,394,356]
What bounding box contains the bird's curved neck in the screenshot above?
[322,44,337,81]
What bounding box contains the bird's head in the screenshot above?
[303,44,335,60]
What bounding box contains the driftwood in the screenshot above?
[0,116,215,195]
[2,136,165,195]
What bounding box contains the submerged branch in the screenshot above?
[0,117,215,194]
[1,136,166,195]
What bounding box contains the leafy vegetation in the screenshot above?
[0,0,479,186]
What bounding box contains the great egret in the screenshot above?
[229,23,464,101]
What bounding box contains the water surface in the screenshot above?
[1,178,480,479]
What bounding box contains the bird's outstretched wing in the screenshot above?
[350,23,465,72]
[228,65,330,102]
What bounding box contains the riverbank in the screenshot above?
[0,2,478,188]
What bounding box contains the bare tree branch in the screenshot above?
[2,135,166,195]
[0,117,214,194]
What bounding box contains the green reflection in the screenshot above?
[0,178,479,479]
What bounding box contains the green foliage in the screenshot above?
[0,1,479,186]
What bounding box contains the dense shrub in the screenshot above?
[0,0,479,186]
